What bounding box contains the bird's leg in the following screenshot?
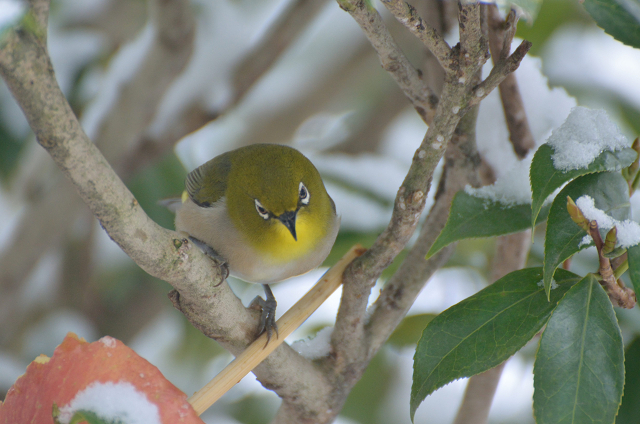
[188,236,229,284]
[249,284,278,345]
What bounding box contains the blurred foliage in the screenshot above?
[229,394,279,424]
[445,238,495,279]
[0,123,25,182]
[172,318,226,364]
[387,313,436,348]
[126,152,187,229]
[341,350,395,424]
[515,0,592,56]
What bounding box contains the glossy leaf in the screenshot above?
[410,267,580,420]
[533,274,624,424]
[617,336,640,424]
[426,191,549,259]
[543,172,630,298]
[530,144,636,229]
[583,0,640,49]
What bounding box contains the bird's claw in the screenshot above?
[249,285,278,347]
[188,236,229,283]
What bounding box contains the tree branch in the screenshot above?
[486,6,534,158]
[468,38,531,108]
[366,101,486,356]
[380,0,452,71]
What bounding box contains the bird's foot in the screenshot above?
[188,236,229,284]
[249,285,278,346]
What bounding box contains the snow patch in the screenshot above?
[538,279,558,290]
[464,155,533,205]
[99,336,116,348]
[476,51,576,179]
[58,381,161,424]
[547,107,629,172]
[291,327,333,360]
[576,195,640,248]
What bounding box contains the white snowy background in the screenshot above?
[1,0,640,423]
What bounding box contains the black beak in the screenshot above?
[277,210,297,241]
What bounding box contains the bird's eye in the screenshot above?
[255,199,269,220]
[299,182,310,205]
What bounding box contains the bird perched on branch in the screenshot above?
[165,144,339,341]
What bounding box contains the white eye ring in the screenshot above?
[299,182,310,205]
[255,199,269,220]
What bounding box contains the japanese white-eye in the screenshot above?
[169,144,340,339]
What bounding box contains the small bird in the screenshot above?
[168,144,340,341]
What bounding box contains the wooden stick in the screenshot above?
[187,244,366,415]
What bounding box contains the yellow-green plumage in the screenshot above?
[174,144,339,284]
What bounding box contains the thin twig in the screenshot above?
[458,1,486,74]
[588,221,636,309]
[468,39,532,108]
[486,5,534,158]
[380,0,452,70]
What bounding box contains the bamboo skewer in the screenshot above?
[188,244,366,415]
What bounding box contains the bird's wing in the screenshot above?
[185,152,232,207]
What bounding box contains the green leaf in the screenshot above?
[533,274,624,424]
[410,267,580,420]
[543,172,630,298]
[426,191,549,259]
[626,244,640,297]
[617,336,640,424]
[387,314,437,348]
[583,0,640,49]
[530,144,636,230]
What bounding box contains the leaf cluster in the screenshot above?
[412,116,640,422]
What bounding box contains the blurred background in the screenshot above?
[1,0,640,423]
